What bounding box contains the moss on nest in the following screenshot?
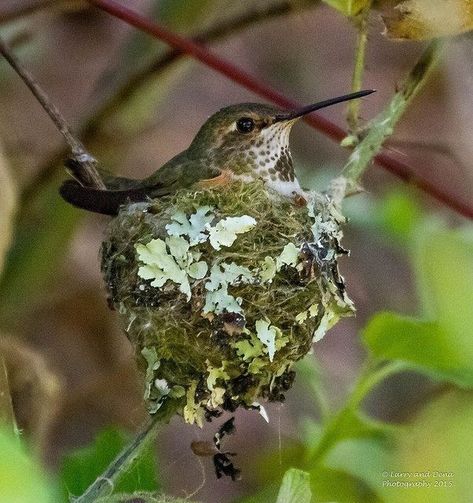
[101,179,354,424]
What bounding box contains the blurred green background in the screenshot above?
[0,1,472,502]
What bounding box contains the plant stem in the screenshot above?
[347,3,371,133]
[74,399,181,503]
[308,360,407,464]
[0,36,105,190]
[343,39,443,193]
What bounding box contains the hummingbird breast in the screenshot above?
[231,123,305,198]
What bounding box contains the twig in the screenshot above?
[86,0,473,220]
[74,399,181,503]
[342,40,443,192]
[0,36,105,189]
[347,3,371,133]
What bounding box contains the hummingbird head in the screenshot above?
[186,90,375,185]
[188,103,296,180]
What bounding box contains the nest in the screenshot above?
[101,179,354,425]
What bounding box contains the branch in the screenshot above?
[0,36,105,189]
[74,399,182,503]
[343,40,443,191]
[86,0,473,220]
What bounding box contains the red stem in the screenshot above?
[87,0,472,220]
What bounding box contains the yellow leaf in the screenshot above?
[383,0,473,40]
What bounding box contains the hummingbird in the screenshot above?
[60,89,374,215]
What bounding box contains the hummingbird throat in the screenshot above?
[222,122,302,198]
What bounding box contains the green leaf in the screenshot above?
[363,314,473,387]
[203,286,242,314]
[324,437,392,493]
[379,390,473,503]
[166,235,190,263]
[310,465,380,502]
[0,181,81,324]
[363,226,473,387]
[377,190,422,241]
[59,427,158,499]
[233,335,264,361]
[205,262,253,292]
[415,227,473,338]
[276,468,311,503]
[321,0,371,17]
[0,427,52,503]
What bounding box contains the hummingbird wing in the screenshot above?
[60,156,220,216]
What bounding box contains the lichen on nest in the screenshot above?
[101,179,354,425]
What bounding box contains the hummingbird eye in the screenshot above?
[236,117,255,133]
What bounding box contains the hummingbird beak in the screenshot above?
[274,89,375,122]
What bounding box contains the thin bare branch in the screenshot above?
[0,36,105,189]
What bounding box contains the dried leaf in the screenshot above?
[0,356,16,434]
[0,337,61,447]
[0,143,17,277]
[383,0,473,40]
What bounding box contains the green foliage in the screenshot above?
[379,390,473,503]
[363,225,473,387]
[0,427,52,503]
[324,437,391,493]
[276,468,312,503]
[0,181,81,325]
[59,427,159,500]
[309,465,379,502]
[377,190,422,241]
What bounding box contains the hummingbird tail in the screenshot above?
[59,180,151,215]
